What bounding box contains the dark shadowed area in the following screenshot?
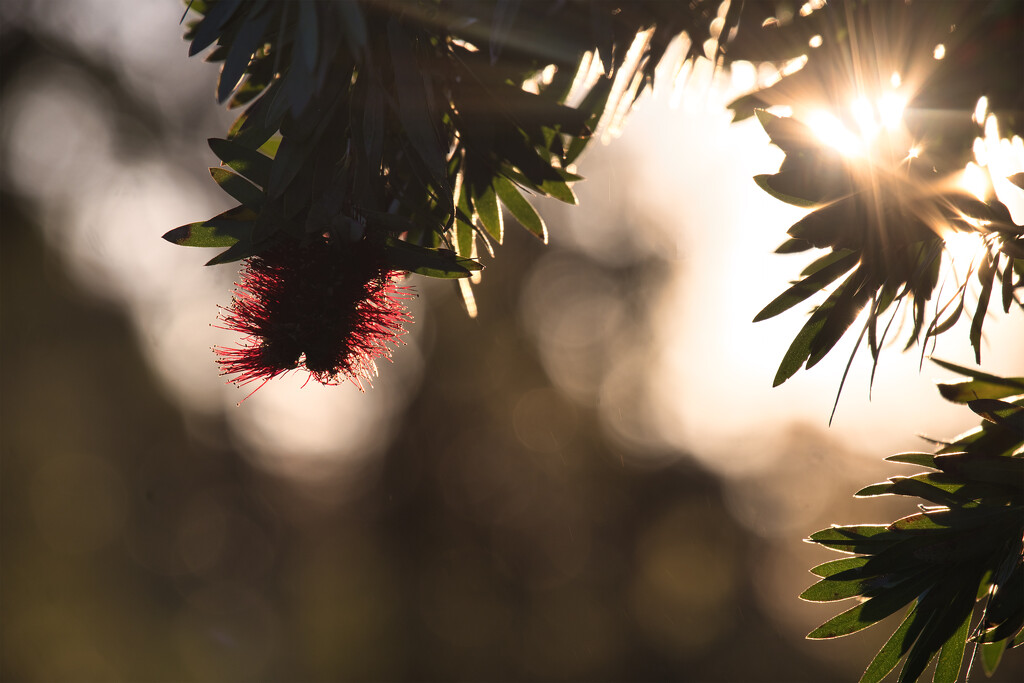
[2,2,1022,682]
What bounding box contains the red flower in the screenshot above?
[215,237,412,392]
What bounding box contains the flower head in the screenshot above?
[216,237,412,392]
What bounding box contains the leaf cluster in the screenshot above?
[803,360,1024,682]
[165,0,734,282]
[730,0,1024,388]
[752,110,1022,391]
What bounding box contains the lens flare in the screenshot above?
[807,110,863,157]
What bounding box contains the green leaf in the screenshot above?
[810,556,871,578]
[205,238,256,266]
[494,176,547,242]
[383,237,482,279]
[774,273,859,386]
[808,525,902,554]
[218,10,271,104]
[933,453,1024,491]
[210,167,264,211]
[860,604,919,683]
[970,251,999,364]
[387,18,453,228]
[968,398,1024,431]
[257,136,280,159]
[888,512,947,532]
[926,296,964,340]
[885,453,939,469]
[500,165,579,205]
[807,270,873,368]
[754,250,859,322]
[208,138,273,188]
[855,482,896,498]
[162,205,257,248]
[807,571,935,639]
[472,185,503,244]
[800,570,905,603]
[897,578,980,683]
[800,249,858,277]
[754,108,816,154]
[775,237,814,253]
[188,0,242,56]
[937,376,1024,404]
[933,606,971,683]
[980,639,1008,676]
[1002,258,1016,312]
[226,80,282,150]
[753,173,819,207]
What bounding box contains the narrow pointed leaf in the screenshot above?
[967,398,1024,431]
[754,173,819,207]
[810,556,871,578]
[494,176,546,241]
[210,167,264,211]
[885,452,939,468]
[970,251,998,364]
[800,570,903,603]
[1002,259,1016,312]
[807,571,935,639]
[855,482,896,498]
[209,138,273,188]
[933,607,972,683]
[188,0,242,56]
[897,580,979,683]
[162,206,257,248]
[980,639,1008,676]
[860,605,920,683]
[473,185,503,244]
[773,274,855,386]
[936,375,1024,404]
[218,10,272,104]
[755,250,859,322]
[383,237,482,279]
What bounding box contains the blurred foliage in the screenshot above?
[2,187,857,681]
[803,360,1023,682]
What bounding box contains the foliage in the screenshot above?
[803,360,1024,682]
[731,0,1023,386]
[165,0,737,385]
[165,0,729,273]
[165,1,1023,678]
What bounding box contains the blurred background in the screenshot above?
[2,1,1023,681]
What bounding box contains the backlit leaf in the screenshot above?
[208,138,273,188]
[162,205,257,248]
[210,167,264,211]
[859,605,919,683]
[494,176,546,242]
[754,250,859,322]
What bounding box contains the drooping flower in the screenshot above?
[215,237,412,392]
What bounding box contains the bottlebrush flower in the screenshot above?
[215,237,412,392]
